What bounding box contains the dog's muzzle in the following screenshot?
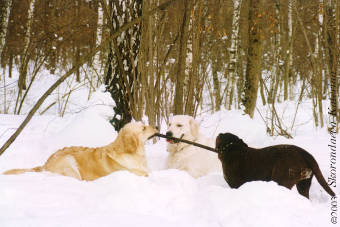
[165,131,184,144]
[165,131,175,143]
[148,127,159,140]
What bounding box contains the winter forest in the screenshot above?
[0,0,338,134]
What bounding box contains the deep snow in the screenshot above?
[0,88,338,227]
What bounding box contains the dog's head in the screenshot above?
[215,133,248,153]
[119,122,158,153]
[166,115,199,144]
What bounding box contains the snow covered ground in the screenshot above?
[0,88,338,227]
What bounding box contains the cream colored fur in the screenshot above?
[166,115,221,178]
[4,122,158,181]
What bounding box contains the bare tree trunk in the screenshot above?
[15,0,36,114]
[0,0,12,61]
[2,67,7,113]
[102,0,142,131]
[316,0,324,128]
[243,0,263,118]
[19,0,36,90]
[174,0,190,115]
[89,0,104,89]
[236,0,249,109]
[227,0,242,109]
[212,62,221,111]
[75,0,81,82]
[138,0,149,121]
[314,0,324,128]
[228,0,242,77]
[284,0,294,101]
[186,0,202,115]
[94,1,103,69]
[268,1,281,105]
[145,0,156,129]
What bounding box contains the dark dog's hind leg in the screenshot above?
[296,177,312,199]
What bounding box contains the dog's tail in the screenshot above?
[3,166,43,175]
[302,151,335,197]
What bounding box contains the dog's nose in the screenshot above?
[166,131,173,137]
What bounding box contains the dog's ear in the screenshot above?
[215,136,221,148]
[122,130,138,153]
[189,118,199,139]
[239,139,248,147]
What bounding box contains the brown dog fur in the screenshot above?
[4,122,158,181]
[215,133,335,199]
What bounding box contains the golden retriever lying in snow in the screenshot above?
[4,122,158,180]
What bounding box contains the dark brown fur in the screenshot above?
[215,133,335,199]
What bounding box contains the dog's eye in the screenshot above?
[176,124,183,127]
[143,126,146,131]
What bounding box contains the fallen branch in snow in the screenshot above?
[0,0,179,156]
[155,133,218,153]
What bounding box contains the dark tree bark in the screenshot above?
[103,0,142,131]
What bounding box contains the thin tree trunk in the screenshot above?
[94,1,103,70]
[284,0,294,101]
[269,1,281,105]
[8,52,12,77]
[236,0,249,109]
[19,0,36,90]
[2,67,7,113]
[243,0,263,118]
[316,0,324,127]
[15,0,36,114]
[227,0,242,110]
[174,0,190,115]
[186,0,202,115]
[138,0,149,121]
[147,0,156,129]
[228,0,242,77]
[212,62,221,111]
[0,0,12,60]
[75,0,81,82]
[89,0,104,89]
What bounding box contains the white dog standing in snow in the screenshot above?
[166,115,221,178]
